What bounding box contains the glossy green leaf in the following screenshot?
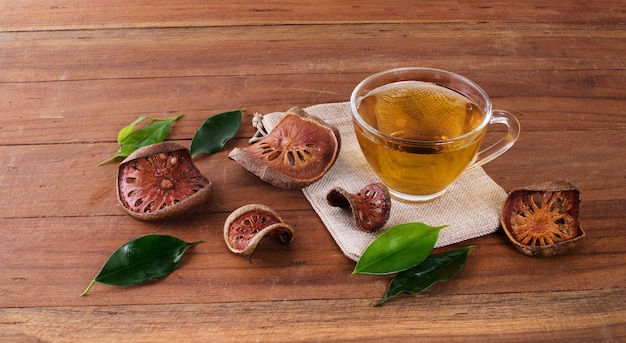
[190,110,242,157]
[353,222,445,275]
[81,234,203,295]
[99,114,183,165]
[374,245,477,306]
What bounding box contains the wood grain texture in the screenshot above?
[2,1,624,31]
[1,1,625,342]
[2,289,625,342]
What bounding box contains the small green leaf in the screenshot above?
[99,114,183,165]
[117,119,173,148]
[81,234,203,296]
[353,222,445,275]
[117,115,148,144]
[374,245,477,306]
[190,110,242,157]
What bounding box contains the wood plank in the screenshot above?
[1,23,623,83]
[1,71,625,146]
[2,289,624,342]
[2,1,624,31]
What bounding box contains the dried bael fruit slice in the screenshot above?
[327,183,391,232]
[228,107,340,189]
[117,141,212,221]
[224,204,295,255]
[501,180,584,257]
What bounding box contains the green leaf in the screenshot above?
[374,245,477,306]
[99,114,183,165]
[353,222,445,275]
[190,110,242,157]
[117,115,148,144]
[81,234,203,296]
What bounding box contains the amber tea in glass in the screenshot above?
[351,68,520,202]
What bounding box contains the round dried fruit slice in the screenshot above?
[501,180,584,257]
[224,204,295,255]
[327,183,391,232]
[117,142,212,221]
[228,107,340,189]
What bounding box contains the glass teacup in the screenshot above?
[350,67,520,202]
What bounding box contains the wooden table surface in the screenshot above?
[2,1,625,342]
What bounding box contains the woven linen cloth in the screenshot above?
[259,102,506,261]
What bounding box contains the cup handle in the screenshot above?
[470,110,520,168]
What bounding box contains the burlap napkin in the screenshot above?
[259,102,506,261]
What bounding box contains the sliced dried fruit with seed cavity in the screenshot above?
[501,180,584,257]
[224,204,295,255]
[327,183,391,232]
[228,107,341,189]
[117,141,212,221]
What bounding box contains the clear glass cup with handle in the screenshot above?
[350,67,520,202]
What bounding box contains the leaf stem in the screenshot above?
[81,278,96,296]
[188,240,205,247]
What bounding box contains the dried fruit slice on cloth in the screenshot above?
[117,142,213,221]
[327,183,391,232]
[501,180,584,257]
[224,204,295,255]
[228,107,340,189]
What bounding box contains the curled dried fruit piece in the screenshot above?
[327,183,391,232]
[501,180,584,257]
[117,142,212,221]
[224,204,295,255]
[229,107,340,189]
